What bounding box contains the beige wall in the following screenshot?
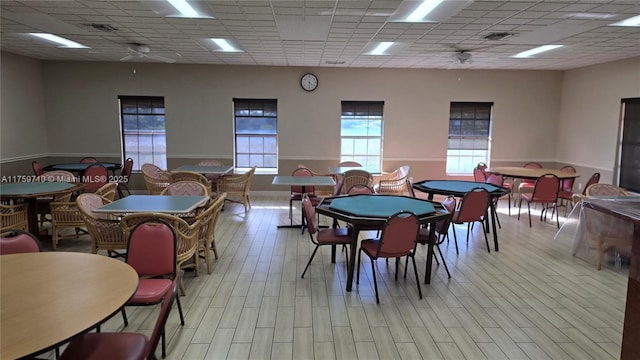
[0,52,48,163]
[5,52,637,191]
[556,56,640,186]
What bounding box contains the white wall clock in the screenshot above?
[300,73,318,91]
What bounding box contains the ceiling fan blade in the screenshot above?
[147,54,176,63]
[119,54,137,62]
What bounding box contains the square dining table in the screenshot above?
[93,195,209,215]
[272,175,336,230]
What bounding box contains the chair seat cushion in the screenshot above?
[522,193,556,203]
[317,227,351,245]
[360,238,409,258]
[60,332,147,360]
[128,278,172,305]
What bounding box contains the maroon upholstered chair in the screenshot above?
[60,276,178,360]
[83,163,109,193]
[347,184,375,195]
[473,166,486,182]
[416,196,456,280]
[517,161,542,195]
[120,219,184,358]
[32,161,44,176]
[485,173,507,225]
[117,157,134,198]
[290,167,318,225]
[300,194,352,278]
[451,187,491,253]
[518,174,560,228]
[80,157,99,163]
[357,211,421,304]
[0,229,41,254]
[556,165,577,215]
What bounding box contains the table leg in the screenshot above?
[490,201,499,251]
[25,198,40,236]
[331,245,336,263]
[345,227,360,292]
[424,224,436,284]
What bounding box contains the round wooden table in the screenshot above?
[1,252,139,359]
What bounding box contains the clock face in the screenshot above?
[301,73,318,91]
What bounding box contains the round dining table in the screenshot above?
[0,252,139,359]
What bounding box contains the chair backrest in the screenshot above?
[195,193,226,246]
[146,277,179,358]
[77,193,109,219]
[586,183,629,197]
[170,171,211,186]
[559,165,577,192]
[485,173,504,187]
[531,174,560,202]
[120,157,134,179]
[435,196,456,236]
[338,161,362,167]
[84,164,109,192]
[291,167,315,195]
[375,211,420,258]
[455,187,490,223]
[95,182,118,201]
[32,161,44,176]
[582,172,601,195]
[473,166,486,182]
[341,169,373,195]
[161,180,209,196]
[348,184,374,195]
[141,163,166,178]
[197,159,224,166]
[522,162,543,184]
[39,170,76,182]
[0,229,41,254]
[126,219,177,277]
[80,157,99,163]
[302,194,319,235]
[141,163,170,195]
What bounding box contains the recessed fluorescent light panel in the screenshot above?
[147,0,214,18]
[195,38,243,52]
[512,45,564,58]
[563,13,616,20]
[390,0,472,23]
[370,42,394,55]
[610,15,640,27]
[28,33,88,48]
[363,41,409,55]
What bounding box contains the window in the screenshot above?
[233,98,278,171]
[340,101,383,173]
[617,98,640,193]
[119,96,167,171]
[446,102,493,175]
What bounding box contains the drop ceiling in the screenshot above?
[1,0,639,70]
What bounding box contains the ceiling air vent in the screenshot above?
[81,23,119,32]
[483,32,516,41]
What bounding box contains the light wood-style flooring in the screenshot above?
[44,193,627,360]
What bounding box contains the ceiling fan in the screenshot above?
[120,44,177,63]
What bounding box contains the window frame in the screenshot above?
[118,95,167,172]
[232,98,278,173]
[340,101,384,173]
[446,101,493,176]
[615,97,640,193]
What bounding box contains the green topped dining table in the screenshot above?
[93,195,209,215]
[316,194,450,290]
[0,182,84,236]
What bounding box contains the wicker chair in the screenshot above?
[95,182,118,202]
[216,167,256,213]
[121,213,200,295]
[194,193,226,274]
[77,193,127,257]
[375,165,411,195]
[38,170,76,183]
[36,170,76,227]
[586,183,629,197]
[0,203,28,232]
[197,159,225,191]
[168,172,212,194]
[340,169,373,195]
[141,163,170,195]
[50,199,87,251]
